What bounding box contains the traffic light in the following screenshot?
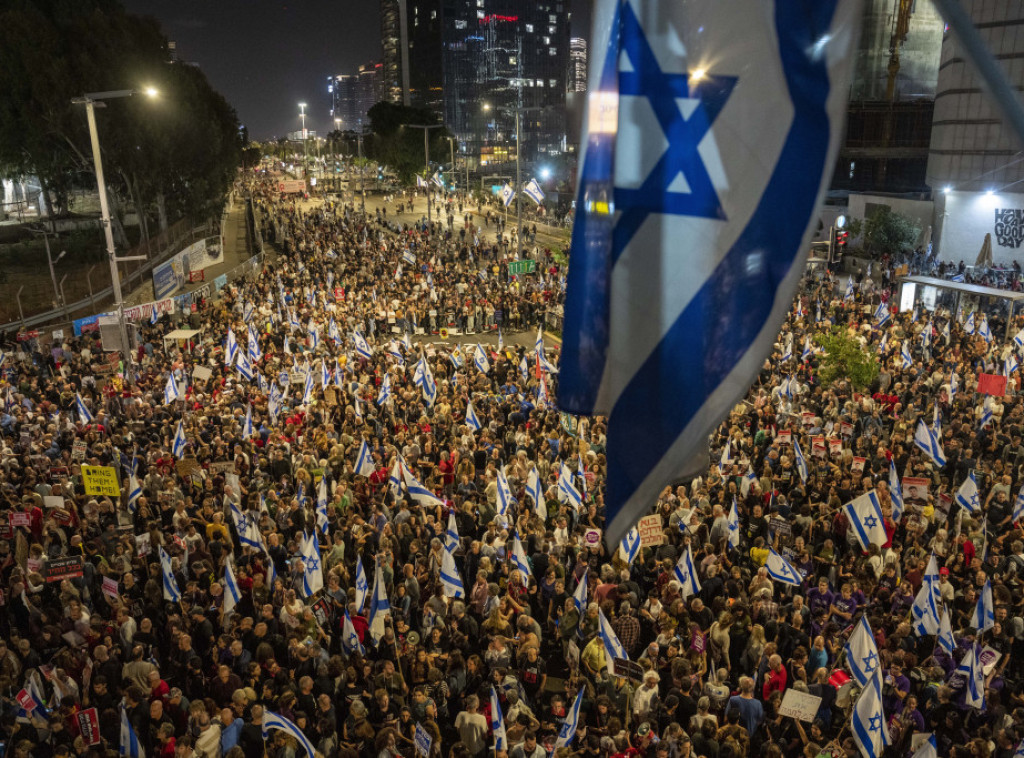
[835,230,848,259]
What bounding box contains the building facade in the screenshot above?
[329,63,381,134]
[380,0,570,168]
[568,36,587,93]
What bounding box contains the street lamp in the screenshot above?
[299,102,308,177]
[406,124,444,222]
[71,87,158,380]
[28,226,66,314]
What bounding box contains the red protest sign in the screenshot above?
[9,512,31,528]
[977,373,1007,397]
[77,707,101,746]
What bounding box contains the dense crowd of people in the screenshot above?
[0,179,1022,758]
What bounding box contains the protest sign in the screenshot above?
[82,465,120,496]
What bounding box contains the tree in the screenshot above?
[0,0,241,237]
[813,326,879,391]
[861,207,920,258]
[365,102,451,183]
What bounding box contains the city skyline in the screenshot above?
[123,0,594,140]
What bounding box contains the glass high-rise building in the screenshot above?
[383,0,571,167]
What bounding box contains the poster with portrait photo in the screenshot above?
[902,477,930,510]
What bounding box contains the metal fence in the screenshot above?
[0,217,213,334]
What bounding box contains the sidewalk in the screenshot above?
[123,203,250,306]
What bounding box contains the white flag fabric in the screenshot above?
[727,498,740,549]
[620,526,641,565]
[598,608,628,673]
[522,178,546,204]
[889,460,904,522]
[845,615,880,688]
[527,465,546,520]
[75,392,94,424]
[766,548,802,586]
[937,606,956,657]
[496,468,517,518]
[223,560,242,616]
[301,531,323,596]
[955,472,981,514]
[354,558,369,612]
[163,373,181,405]
[127,475,142,514]
[445,513,460,555]
[957,644,986,710]
[500,182,515,207]
[510,533,532,586]
[490,686,507,750]
[465,400,482,431]
[367,562,390,645]
[672,544,701,598]
[342,609,366,656]
[440,548,465,598]
[843,490,888,551]
[911,555,942,636]
[972,580,995,632]
[159,546,181,603]
[263,710,318,757]
[556,0,862,548]
[554,688,585,748]
[851,674,889,758]
[572,569,588,614]
[354,440,376,477]
[914,420,946,467]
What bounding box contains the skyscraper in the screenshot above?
[329,63,381,134]
[568,37,587,93]
[380,0,570,167]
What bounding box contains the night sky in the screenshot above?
[122,0,593,141]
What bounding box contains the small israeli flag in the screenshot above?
[522,178,545,204]
[316,479,329,532]
[793,438,809,483]
[353,331,373,360]
[620,526,641,565]
[510,532,532,585]
[957,644,986,710]
[979,314,992,343]
[247,325,262,362]
[554,689,585,749]
[527,465,546,520]
[845,277,855,300]
[490,686,507,751]
[377,373,392,405]
[236,351,255,382]
[403,468,445,507]
[402,249,416,265]
[354,440,376,477]
[417,174,428,188]
[955,472,980,514]
[444,512,460,554]
[727,497,740,549]
[367,562,391,646]
[845,615,880,688]
[172,421,187,459]
[900,341,913,369]
[75,392,94,424]
[1015,327,1024,349]
[242,404,254,441]
[598,608,628,672]
[159,546,181,602]
[851,673,889,758]
[972,580,995,632]
[572,569,588,614]
[843,490,887,550]
[355,557,369,612]
[911,556,942,637]
[121,705,145,758]
[127,475,142,514]
[496,468,517,518]
[557,462,584,509]
[320,359,331,390]
[1013,482,1024,524]
[342,609,366,656]
[302,371,314,405]
[301,530,323,596]
[978,396,994,431]
[225,327,238,366]
[672,544,701,598]
[500,182,515,207]
[431,169,444,188]
[887,460,904,522]
[263,711,319,758]
[465,400,482,431]
[440,547,465,598]
[223,559,242,616]
[964,311,976,335]
[937,606,956,657]
[766,548,803,586]
[473,343,490,373]
[914,420,946,467]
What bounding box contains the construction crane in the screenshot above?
[886,0,915,101]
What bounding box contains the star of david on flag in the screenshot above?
[557,0,862,547]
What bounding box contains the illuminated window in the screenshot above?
[536,79,543,86]
[525,23,534,32]
[549,79,556,87]
[549,14,556,23]
[543,36,550,44]
[455,19,466,29]
[477,10,484,18]
[549,26,556,34]
[549,47,556,55]
[431,10,436,19]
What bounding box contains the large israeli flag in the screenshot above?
[301,531,323,597]
[440,548,466,598]
[342,609,366,656]
[727,496,741,549]
[851,675,889,758]
[354,440,376,477]
[121,705,146,758]
[496,468,517,518]
[572,568,588,613]
[911,554,942,636]
[127,474,142,514]
[223,560,242,616]
[490,686,507,751]
[527,465,546,520]
[554,689,585,748]
[75,392,94,424]
[598,608,628,672]
[972,580,995,632]
[620,526,641,564]
[510,532,532,585]
[766,548,803,586]
[914,420,946,467]
[465,400,482,431]
[955,472,981,514]
[163,373,181,405]
[889,460,904,522]
[557,0,862,547]
[225,326,238,366]
[172,421,187,459]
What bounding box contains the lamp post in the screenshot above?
[356,133,366,214]
[407,124,443,222]
[29,226,65,313]
[72,88,157,381]
[299,102,308,177]
[483,103,539,259]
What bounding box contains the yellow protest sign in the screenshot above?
[82,465,121,497]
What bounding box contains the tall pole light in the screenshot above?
[72,87,157,381]
[407,124,443,222]
[356,133,366,214]
[299,102,308,178]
